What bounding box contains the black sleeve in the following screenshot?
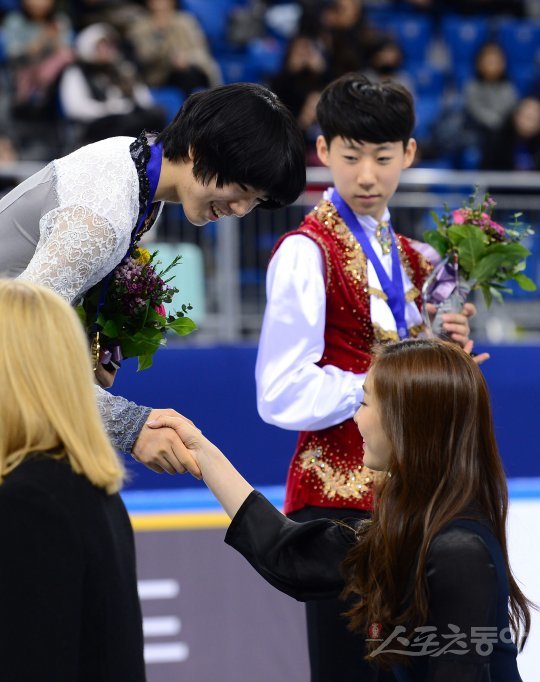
[0,485,85,681]
[424,527,498,682]
[225,490,357,601]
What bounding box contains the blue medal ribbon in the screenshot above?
[93,141,163,336]
[133,141,163,241]
[331,189,409,340]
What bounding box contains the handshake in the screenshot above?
[131,409,212,478]
[132,410,254,519]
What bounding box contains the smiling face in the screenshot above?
[183,175,265,226]
[354,373,392,472]
[316,135,416,222]
[157,155,267,226]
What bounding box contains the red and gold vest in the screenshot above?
[272,200,432,515]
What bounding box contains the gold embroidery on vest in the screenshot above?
[312,201,368,285]
[299,448,383,500]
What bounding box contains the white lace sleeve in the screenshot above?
[96,386,151,453]
[19,205,129,304]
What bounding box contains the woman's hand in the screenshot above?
[147,413,213,465]
[132,409,202,477]
[147,415,254,518]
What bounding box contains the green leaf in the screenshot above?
[137,354,154,371]
[132,327,163,342]
[514,274,537,292]
[447,224,487,247]
[485,242,530,259]
[423,230,450,257]
[456,237,486,277]
[98,318,120,338]
[483,285,505,307]
[429,211,442,229]
[75,305,87,326]
[168,316,197,336]
[470,254,505,283]
[120,331,162,358]
[481,285,493,308]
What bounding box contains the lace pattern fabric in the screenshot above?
[96,387,152,454]
[22,138,140,303]
[22,205,129,304]
[17,137,153,450]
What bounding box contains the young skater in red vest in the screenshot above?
[255,73,487,681]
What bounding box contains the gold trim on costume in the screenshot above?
[406,286,420,302]
[367,286,387,301]
[368,286,419,303]
[312,201,369,284]
[299,448,384,500]
[90,331,100,371]
[372,322,425,343]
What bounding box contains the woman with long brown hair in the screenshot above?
[150,338,531,680]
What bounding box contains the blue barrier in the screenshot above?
[113,343,540,490]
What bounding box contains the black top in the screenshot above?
[0,455,146,682]
[225,491,522,682]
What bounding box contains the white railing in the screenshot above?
[2,163,539,343]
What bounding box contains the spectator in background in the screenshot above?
[482,96,540,170]
[127,0,221,97]
[59,22,166,145]
[68,0,145,33]
[3,0,73,121]
[269,34,330,163]
[363,37,415,95]
[300,0,383,78]
[0,136,19,193]
[395,0,525,15]
[464,41,518,152]
[444,0,526,16]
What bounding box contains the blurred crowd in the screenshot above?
[0,0,539,172]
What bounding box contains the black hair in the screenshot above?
[155,83,306,209]
[316,72,415,148]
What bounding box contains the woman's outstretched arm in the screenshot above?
[147,414,254,517]
[147,414,357,601]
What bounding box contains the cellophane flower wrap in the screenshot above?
[77,247,196,371]
[422,190,536,335]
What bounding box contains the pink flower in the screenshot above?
[489,219,505,235]
[452,209,467,224]
[154,303,167,317]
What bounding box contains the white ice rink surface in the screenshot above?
[509,498,540,681]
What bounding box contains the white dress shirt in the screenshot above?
[255,199,424,432]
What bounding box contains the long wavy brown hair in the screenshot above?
[342,338,531,668]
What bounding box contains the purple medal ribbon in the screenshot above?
[331,189,409,340]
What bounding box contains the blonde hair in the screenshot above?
[0,279,124,493]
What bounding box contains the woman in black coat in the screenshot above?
[0,279,146,682]
[151,338,532,682]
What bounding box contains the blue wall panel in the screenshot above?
[113,344,540,490]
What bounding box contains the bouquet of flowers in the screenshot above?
[77,247,196,371]
[422,190,536,335]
